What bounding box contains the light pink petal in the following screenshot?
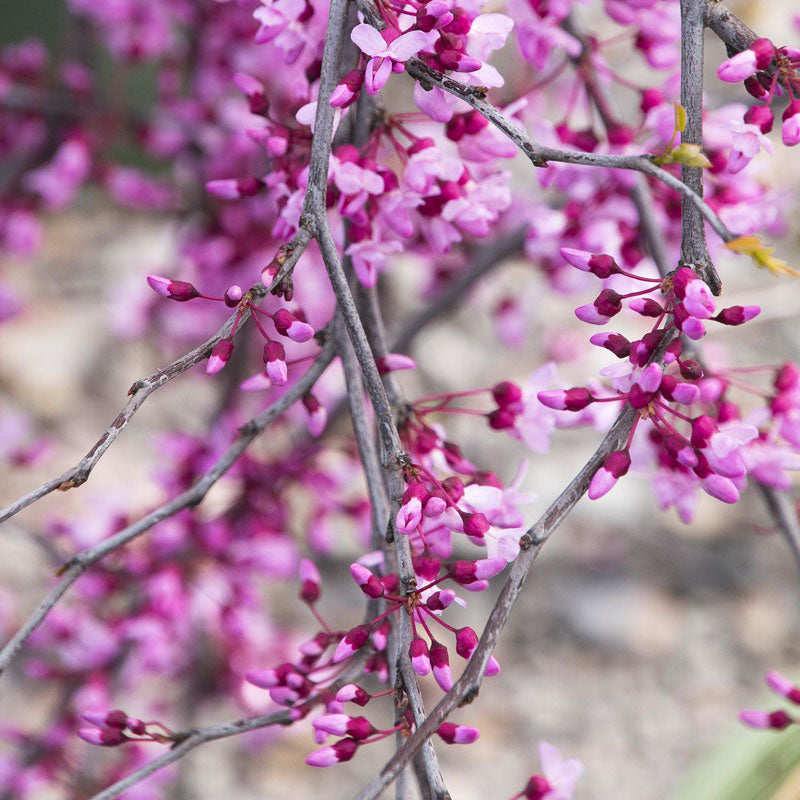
[351,24,387,57]
[388,30,429,61]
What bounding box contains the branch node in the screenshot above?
[459,684,480,706]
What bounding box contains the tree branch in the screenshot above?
[352,403,643,800]
[703,0,758,54]
[0,334,336,677]
[680,0,721,293]
[0,229,312,527]
[88,710,293,800]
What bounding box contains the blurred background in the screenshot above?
[2,1,800,798]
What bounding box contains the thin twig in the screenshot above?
[0,229,312,526]
[88,710,293,800]
[703,0,758,54]
[0,335,335,676]
[680,0,721,292]
[352,402,642,800]
[353,0,735,245]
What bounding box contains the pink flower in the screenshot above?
[436,722,480,744]
[717,49,757,82]
[726,120,772,174]
[782,100,800,146]
[350,24,429,94]
[516,742,584,798]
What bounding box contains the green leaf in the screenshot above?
[669,143,712,168]
[674,102,688,133]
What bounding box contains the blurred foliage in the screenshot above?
[673,725,800,800]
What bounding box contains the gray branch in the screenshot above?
[680,0,721,293]
[0,335,336,676]
[0,230,312,526]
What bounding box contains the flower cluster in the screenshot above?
[717,37,800,147]
[536,249,800,520]
[740,671,800,731]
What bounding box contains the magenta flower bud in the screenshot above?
[311,714,350,736]
[485,655,500,676]
[206,338,233,375]
[492,381,523,408]
[671,381,700,405]
[717,49,757,82]
[744,104,774,134]
[333,623,372,663]
[330,69,364,108]
[739,709,793,730]
[336,684,371,706]
[488,408,516,430]
[537,388,594,412]
[423,492,447,518]
[77,728,128,747]
[679,359,703,380]
[246,668,279,689]
[775,363,800,391]
[559,247,593,271]
[303,393,327,437]
[299,558,321,604]
[629,298,663,317]
[590,332,631,358]
[376,353,416,374]
[224,284,243,307]
[461,512,490,538]
[587,254,620,279]
[638,363,663,393]
[751,37,776,70]
[681,315,707,340]
[671,267,697,300]
[455,627,479,659]
[81,709,128,729]
[313,714,375,741]
[451,559,488,585]
[640,87,663,112]
[397,485,426,532]
[588,450,631,500]
[691,415,718,448]
[744,74,769,99]
[475,557,506,580]
[437,50,481,72]
[683,280,716,319]
[426,589,456,611]
[524,775,553,798]
[430,641,453,691]
[349,563,384,599]
[263,340,288,386]
[125,718,146,736]
[147,275,200,301]
[409,637,431,676]
[443,7,471,34]
[700,474,740,504]
[782,100,800,146]
[446,114,467,142]
[714,305,760,326]
[206,177,263,199]
[437,722,480,744]
[305,737,359,767]
[272,308,315,342]
[765,670,800,704]
[232,72,268,114]
[575,289,622,324]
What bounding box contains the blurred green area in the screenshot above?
[0,0,67,50]
[673,726,800,800]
